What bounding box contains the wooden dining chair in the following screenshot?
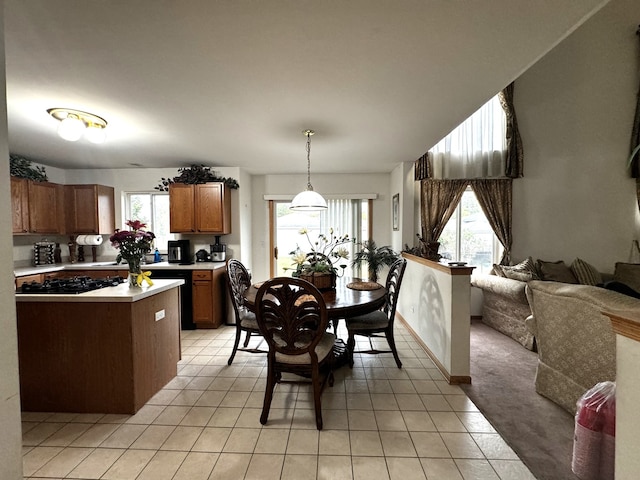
[255,277,335,430]
[226,259,266,365]
[345,258,407,368]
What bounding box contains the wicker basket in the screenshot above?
[299,272,336,290]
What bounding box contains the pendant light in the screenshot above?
[290,129,327,211]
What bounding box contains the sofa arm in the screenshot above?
[525,314,537,336]
[472,274,528,305]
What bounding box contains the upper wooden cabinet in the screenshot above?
[11,177,64,234]
[11,177,29,234]
[65,184,115,234]
[12,178,65,234]
[25,181,65,235]
[169,182,231,234]
[169,183,196,233]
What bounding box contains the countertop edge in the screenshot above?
[14,261,227,277]
[15,279,185,303]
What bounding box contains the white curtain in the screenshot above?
[430,95,507,179]
[318,198,360,276]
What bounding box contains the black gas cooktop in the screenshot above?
[19,276,125,294]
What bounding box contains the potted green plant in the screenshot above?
[155,164,239,191]
[351,240,399,283]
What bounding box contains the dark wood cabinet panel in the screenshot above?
[195,183,231,234]
[169,183,196,232]
[16,287,180,414]
[192,268,226,328]
[65,184,115,234]
[15,274,43,288]
[28,181,64,234]
[11,177,30,234]
[170,182,231,234]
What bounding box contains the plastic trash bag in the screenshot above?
[571,381,616,480]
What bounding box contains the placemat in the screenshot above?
[347,281,383,291]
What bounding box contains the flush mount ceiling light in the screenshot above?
[47,108,108,144]
[290,129,327,211]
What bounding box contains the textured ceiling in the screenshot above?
[4,0,609,174]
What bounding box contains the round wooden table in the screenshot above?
[244,277,386,368]
[243,276,387,319]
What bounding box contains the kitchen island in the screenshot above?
[16,279,184,414]
[15,260,228,329]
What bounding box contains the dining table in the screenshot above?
[243,276,387,367]
[243,276,387,320]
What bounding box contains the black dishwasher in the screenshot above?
[150,269,195,330]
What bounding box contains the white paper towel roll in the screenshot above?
[76,235,103,246]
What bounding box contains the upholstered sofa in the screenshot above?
[525,280,640,414]
[471,274,535,350]
[471,257,618,351]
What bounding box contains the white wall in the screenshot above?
[249,172,392,282]
[390,161,418,254]
[397,257,471,379]
[0,1,24,475]
[511,0,640,272]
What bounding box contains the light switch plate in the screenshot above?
[155,309,165,321]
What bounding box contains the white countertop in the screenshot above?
[15,278,185,303]
[14,260,227,277]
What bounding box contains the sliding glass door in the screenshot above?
[270,199,369,278]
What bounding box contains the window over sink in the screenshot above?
[124,192,175,252]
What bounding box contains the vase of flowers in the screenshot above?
[110,220,156,288]
[289,227,352,290]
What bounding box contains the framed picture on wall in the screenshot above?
[392,193,399,231]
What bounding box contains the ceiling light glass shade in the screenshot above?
[57,115,85,141]
[48,108,108,143]
[290,188,328,211]
[290,129,327,211]
[85,124,107,144]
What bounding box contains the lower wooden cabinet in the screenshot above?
[15,274,43,289]
[192,268,226,328]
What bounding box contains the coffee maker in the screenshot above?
[168,239,192,264]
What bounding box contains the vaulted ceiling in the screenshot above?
[4,0,609,174]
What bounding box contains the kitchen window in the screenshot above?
[124,192,175,252]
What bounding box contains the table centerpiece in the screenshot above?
[289,227,352,290]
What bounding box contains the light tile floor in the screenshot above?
[22,323,537,480]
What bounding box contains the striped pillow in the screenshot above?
[494,257,540,281]
[570,258,602,286]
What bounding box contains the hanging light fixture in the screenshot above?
[47,108,108,144]
[290,129,327,211]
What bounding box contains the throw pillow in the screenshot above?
[492,264,506,277]
[602,280,640,299]
[613,263,640,293]
[536,259,578,284]
[502,269,537,282]
[494,257,539,281]
[570,258,603,286]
